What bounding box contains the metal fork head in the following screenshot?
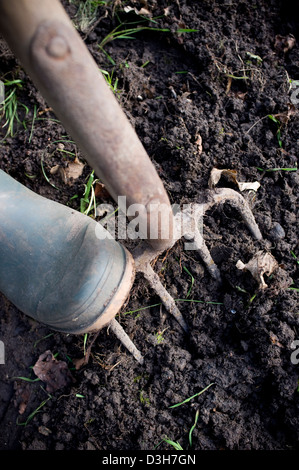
[110,188,262,364]
[132,187,262,326]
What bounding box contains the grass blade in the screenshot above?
[17,396,52,426]
[162,438,183,450]
[169,382,215,408]
[189,410,199,447]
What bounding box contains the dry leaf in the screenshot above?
[123,5,152,16]
[38,426,52,436]
[208,168,238,188]
[94,182,110,199]
[64,157,84,182]
[209,167,260,192]
[195,134,203,155]
[50,157,84,185]
[236,251,279,289]
[226,75,233,95]
[274,34,296,53]
[234,91,247,100]
[73,331,100,370]
[14,381,31,415]
[143,85,155,98]
[272,103,297,125]
[238,181,261,192]
[50,164,60,175]
[33,350,74,393]
[269,332,283,348]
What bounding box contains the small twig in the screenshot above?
[245,114,268,134]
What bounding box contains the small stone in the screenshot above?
[270,222,285,240]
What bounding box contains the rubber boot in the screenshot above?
[0,170,134,333]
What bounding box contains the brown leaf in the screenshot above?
[50,157,84,185]
[234,91,247,100]
[123,5,152,16]
[236,251,279,289]
[269,332,284,348]
[94,182,110,200]
[195,134,203,155]
[274,34,296,53]
[73,332,100,370]
[273,103,297,125]
[208,167,260,192]
[143,85,155,98]
[73,355,90,370]
[33,350,74,393]
[14,381,31,415]
[49,164,60,175]
[208,168,238,188]
[226,75,232,95]
[64,157,84,183]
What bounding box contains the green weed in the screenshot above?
[80,171,97,216]
[160,438,183,450]
[33,333,54,348]
[70,0,109,32]
[28,104,37,143]
[154,327,169,344]
[256,167,297,172]
[189,410,199,447]
[123,298,223,317]
[169,382,215,409]
[157,409,200,450]
[100,68,121,94]
[41,150,60,190]
[291,251,299,265]
[99,22,197,49]
[155,385,214,450]
[182,265,195,298]
[83,332,88,356]
[0,79,29,138]
[99,19,197,65]
[288,287,299,292]
[139,391,150,406]
[17,393,52,426]
[246,51,263,65]
[268,114,283,147]
[12,376,40,383]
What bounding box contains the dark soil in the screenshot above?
[0,0,299,452]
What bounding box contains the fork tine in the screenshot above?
[138,262,189,333]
